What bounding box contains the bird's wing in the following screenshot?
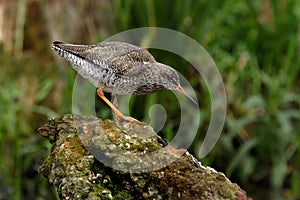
[52,41,156,77]
[86,42,157,77]
[108,48,156,77]
[52,41,110,69]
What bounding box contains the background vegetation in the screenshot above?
[0,0,299,199]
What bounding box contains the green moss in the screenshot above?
[38,114,250,199]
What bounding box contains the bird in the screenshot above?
[51,41,198,123]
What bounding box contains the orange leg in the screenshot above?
[96,86,140,123]
[112,95,119,108]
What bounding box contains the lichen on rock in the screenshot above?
[38,114,251,200]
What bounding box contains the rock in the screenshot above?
[38,114,251,200]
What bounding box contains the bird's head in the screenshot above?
[158,63,198,107]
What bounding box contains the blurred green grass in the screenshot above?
[0,0,299,199]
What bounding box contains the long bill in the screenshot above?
[176,86,199,108]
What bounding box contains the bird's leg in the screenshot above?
[112,95,119,108]
[112,95,120,120]
[96,86,140,123]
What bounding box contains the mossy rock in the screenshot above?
[38,114,251,200]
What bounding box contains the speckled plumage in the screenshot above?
[52,41,197,122]
[51,41,180,95]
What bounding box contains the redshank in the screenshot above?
[52,41,198,122]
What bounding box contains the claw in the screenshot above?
[115,114,142,124]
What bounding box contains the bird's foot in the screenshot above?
[115,114,143,125]
[166,146,187,156]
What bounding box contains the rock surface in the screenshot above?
[38,114,251,200]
